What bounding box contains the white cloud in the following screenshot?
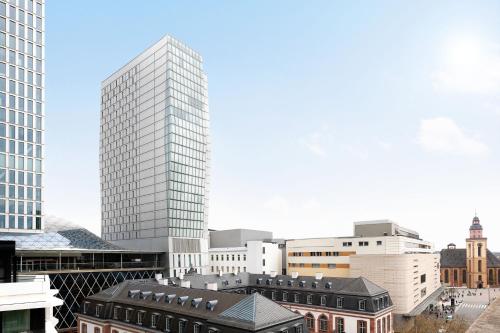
[417,117,489,156]
[432,37,500,95]
[302,198,321,211]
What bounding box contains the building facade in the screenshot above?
[100,35,210,276]
[77,279,306,333]
[0,240,62,333]
[286,221,441,315]
[0,219,164,332]
[440,215,500,288]
[0,0,45,232]
[209,240,283,275]
[171,272,394,333]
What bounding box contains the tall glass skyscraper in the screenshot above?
[0,0,44,232]
[100,35,210,276]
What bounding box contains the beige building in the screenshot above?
[286,220,441,315]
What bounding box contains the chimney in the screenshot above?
[315,272,323,280]
[180,280,191,288]
[270,271,277,278]
[291,272,299,279]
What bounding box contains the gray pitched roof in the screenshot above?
[487,250,500,268]
[340,277,387,296]
[218,293,300,330]
[440,248,466,268]
[87,280,302,330]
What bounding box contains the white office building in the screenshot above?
[0,0,45,233]
[0,274,62,332]
[100,35,210,276]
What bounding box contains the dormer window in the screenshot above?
[312,281,318,288]
[95,304,103,317]
[299,281,306,287]
[337,297,344,308]
[266,279,273,285]
[151,313,160,328]
[359,299,366,311]
[83,301,90,314]
[320,295,327,306]
[325,282,332,289]
[113,306,121,320]
[277,279,283,286]
[288,280,294,286]
[137,310,145,325]
[256,278,262,285]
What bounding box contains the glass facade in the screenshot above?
[0,0,44,232]
[100,36,209,271]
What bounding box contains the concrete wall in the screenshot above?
[209,229,273,248]
[349,253,441,314]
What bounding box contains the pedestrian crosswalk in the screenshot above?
[455,303,488,311]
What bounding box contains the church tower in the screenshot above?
[466,215,487,288]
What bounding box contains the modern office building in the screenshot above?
[171,272,395,333]
[0,218,164,332]
[0,240,62,333]
[78,279,306,333]
[208,229,284,275]
[286,220,441,316]
[440,215,500,288]
[100,35,210,277]
[0,0,45,232]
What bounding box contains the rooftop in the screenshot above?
[85,280,302,331]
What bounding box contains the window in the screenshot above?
[194,323,201,333]
[358,241,369,246]
[271,291,276,300]
[179,320,187,333]
[337,297,344,308]
[283,291,288,301]
[94,328,100,333]
[357,320,367,333]
[328,263,336,269]
[307,294,313,304]
[112,330,118,333]
[165,317,172,331]
[359,299,366,310]
[295,324,303,333]
[95,304,103,317]
[420,274,426,283]
[306,313,315,330]
[263,247,266,254]
[382,317,386,333]
[263,259,266,266]
[478,260,482,272]
[137,311,144,325]
[377,319,381,333]
[343,241,352,247]
[151,313,159,328]
[232,254,235,261]
[294,293,300,303]
[113,307,119,320]
[336,317,345,333]
[83,302,89,314]
[125,309,132,322]
[377,241,382,246]
[320,295,327,306]
[244,254,247,261]
[444,269,449,283]
[387,315,391,331]
[319,315,328,332]
[312,263,320,268]
[478,244,482,257]
[81,324,87,333]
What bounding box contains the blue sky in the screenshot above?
[45,1,500,250]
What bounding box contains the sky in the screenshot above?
[44,1,500,251]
